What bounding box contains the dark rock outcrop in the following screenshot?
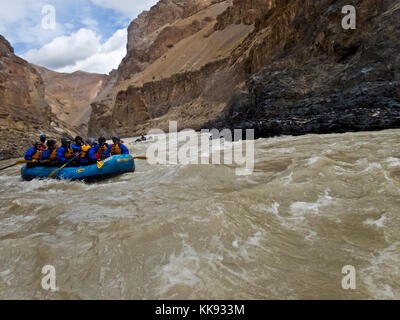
[206,0,400,137]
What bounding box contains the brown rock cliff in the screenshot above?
[88,0,400,138]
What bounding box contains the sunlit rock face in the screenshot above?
[33,65,106,135]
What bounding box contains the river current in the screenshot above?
[0,130,399,299]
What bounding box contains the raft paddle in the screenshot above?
[0,160,49,171]
[134,156,147,160]
[49,153,81,178]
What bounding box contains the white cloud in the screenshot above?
[90,0,159,17]
[0,0,158,73]
[82,17,99,29]
[64,23,75,30]
[0,0,31,27]
[23,28,127,74]
[23,28,101,69]
[101,28,126,53]
[0,0,66,46]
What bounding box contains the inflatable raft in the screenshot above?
[21,154,135,182]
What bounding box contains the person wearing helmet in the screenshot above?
[95,137,111,160]
[38,134,48,151]
[72,136,84,153]
[70,136,93,165]
[104,136,129,157]
[56,138,74,164]
[72,137,96,165]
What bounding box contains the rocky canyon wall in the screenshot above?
[209,0,400,137]
[89,0,246,137]
[0,35,65,159]
[89,0,400,139]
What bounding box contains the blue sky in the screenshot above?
[0,0,159,73]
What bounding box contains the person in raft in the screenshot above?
[56,138,75,164]
[38,134,48,151]
[104,136,130,157]
[83,138,97,165]
[95,137,111,160]
[25,139,62,164]
[71,136,84,153]
[42,140,59,164]
[71,136,97,165]
[25,142,46,163]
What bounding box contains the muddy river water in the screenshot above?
[0,130,399,299]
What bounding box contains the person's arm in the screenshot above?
[121,144,130,155]
[57,147,67,162]
[104,145,111,157]
[24,148,34,161]
[89,148,97,161]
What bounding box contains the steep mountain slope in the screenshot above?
[0,35,82,160]
[34,66,106,133]
[89,0,250,136]
[89,0,400,138]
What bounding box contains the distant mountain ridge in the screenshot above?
[33,65,106,133]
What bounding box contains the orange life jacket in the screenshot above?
[81,145,91,159]
[99,144,108,154]
[110,144,122,155]
[65,147,74,159]
[97,144,108,159]
[49,149,58,161]
[32,150,43,160]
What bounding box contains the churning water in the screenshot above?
[0,130,399,299]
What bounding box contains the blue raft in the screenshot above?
[21,154,135,182]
